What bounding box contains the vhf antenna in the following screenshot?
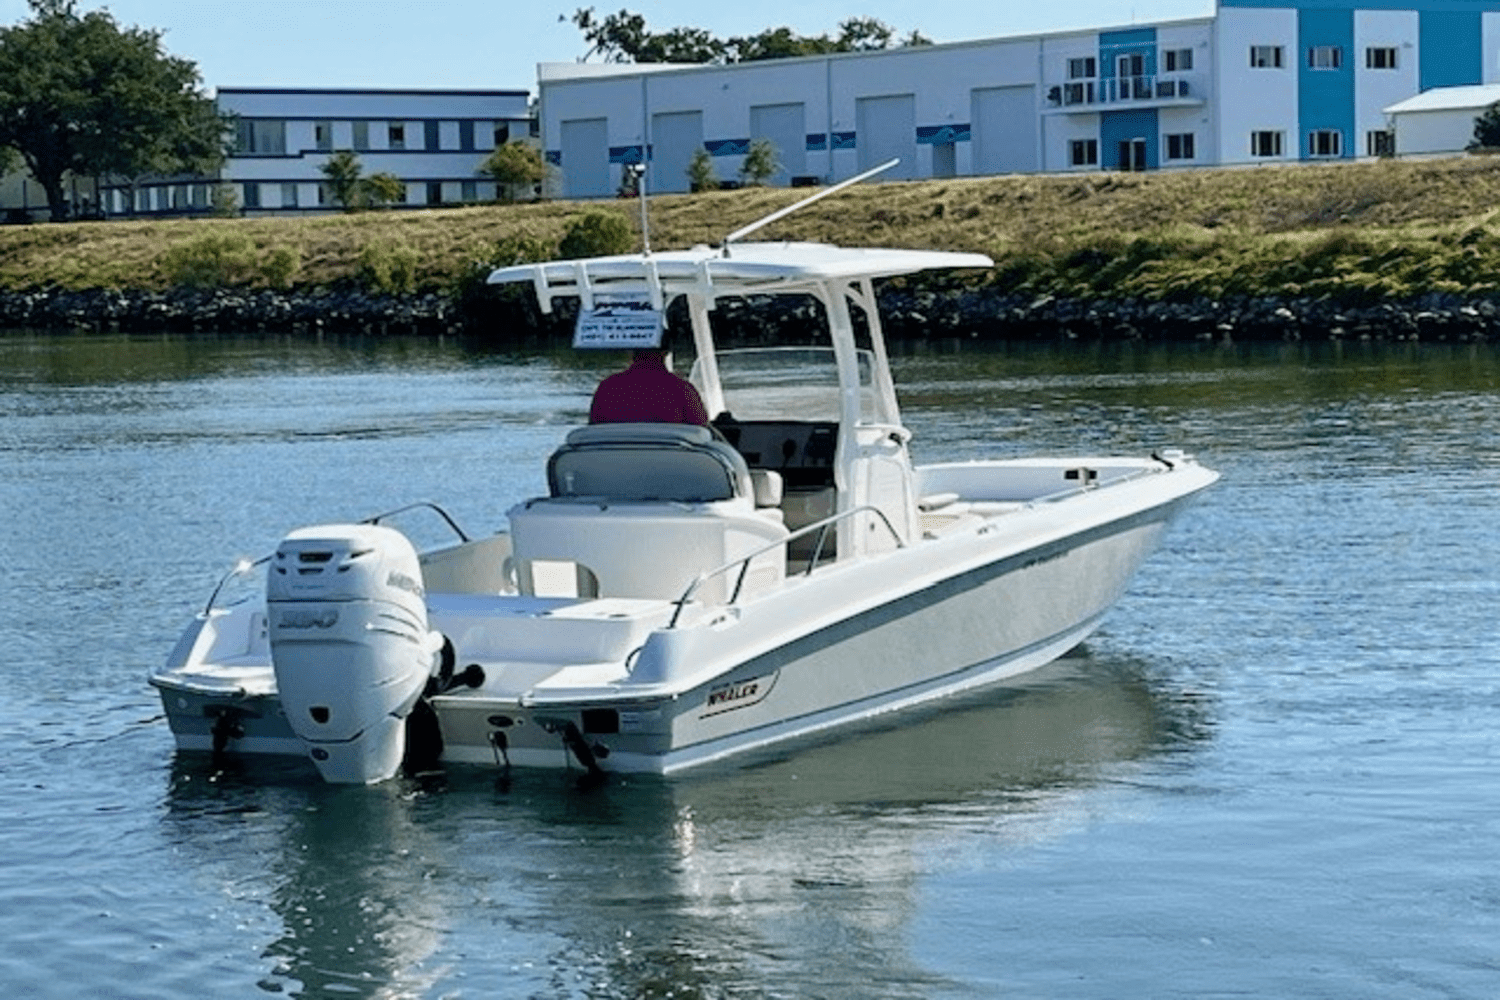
[720,158,899,249]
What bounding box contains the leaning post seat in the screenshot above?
[516,423,788,603]
[548,423,765,503]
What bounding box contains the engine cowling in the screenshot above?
[267,523,440,783]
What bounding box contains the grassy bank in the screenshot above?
[7,156,1500,303]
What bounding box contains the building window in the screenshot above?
[388,123,405,150]
[1064,81,1096,105]
[1366,47,1398,70]
[1165,133,1196,161]
[242,182,261,209]
[1309,130,1342,157]
[424,120,441,152]
[1070,138,1098,166]
[1251,131,1283,157]
[1367,130,1394,157]
[314,121,333,151]
[1068,56,1097,79]
[236,119,286,155]
[1163,48,1193,72]
[493,123,511,147]
[281,182,298,208]
[426,181,442,205]
[1250,45,1284,69]
[461,179,478,201]
[353,121,369,150]
[459,120,475,152]
[1308,46,1342,70]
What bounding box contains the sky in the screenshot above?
[0,1,1216,93]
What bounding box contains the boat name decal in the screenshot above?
[702,670,778,717]
[386,570,425,600]
[278,608,339,629]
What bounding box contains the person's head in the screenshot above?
[631,348,670,368]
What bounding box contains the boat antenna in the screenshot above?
[628,162,651,255]
[720,158,899,250]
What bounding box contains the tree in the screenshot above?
[480,142,548,202]
[0,0,228,221]
[1471,101,1500,151]
[361,172,407,209]
[686,147,718,192]
[739,138,780,186]
[319,150,364,211]
[570,8,929,65]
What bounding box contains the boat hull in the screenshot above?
[152,461,1213,778]
[429,488,1190,775]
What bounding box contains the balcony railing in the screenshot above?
[1045,74,1203,111]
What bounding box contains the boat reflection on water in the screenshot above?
[160,646,1215,998]
[162,760,449,998]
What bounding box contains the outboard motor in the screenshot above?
[267,524,441,783]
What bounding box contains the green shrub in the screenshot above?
[357,239,420,294]
[160,232,305,289]
[558,210,635,259]
[687,148,717,193]
[451,231,558,300]
[260,245,301,289]
[740,137,780,187]
[160,231,259,287]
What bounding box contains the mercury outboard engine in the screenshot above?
[267,524,441,783]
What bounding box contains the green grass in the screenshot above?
[9,156,1500,303]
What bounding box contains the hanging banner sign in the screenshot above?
[573,293,664,349]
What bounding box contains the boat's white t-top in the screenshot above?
[488,243,994,564]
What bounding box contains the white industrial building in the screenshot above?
[99,87,532,216]
[537,0,1500,199]
[1383,82,1500,154]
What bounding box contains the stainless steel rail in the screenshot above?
[667,504,905,628]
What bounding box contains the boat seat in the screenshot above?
[549,423,769,504]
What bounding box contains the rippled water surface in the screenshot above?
[2,332,1497,999]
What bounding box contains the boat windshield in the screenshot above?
[691,347,876,423]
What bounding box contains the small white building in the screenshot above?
[100,87,533,216]
[1382,83,1500,155]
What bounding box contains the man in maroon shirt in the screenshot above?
[588,349,710,425]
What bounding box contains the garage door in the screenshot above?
[560,118,609,198]
[856,94,915,180]
[651,111,703,194]
[971,86,1038,175]
[749,103,806,183]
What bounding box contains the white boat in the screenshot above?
[150,187,1217,784]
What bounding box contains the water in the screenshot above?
[2,331,1498,999]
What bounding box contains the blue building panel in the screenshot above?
[609,145,647,164]
[1421,10,1484,89]
[1101,109,1159,170]
[1298,6,1356,159]
[916,124,972,144]
[704,138,749,157]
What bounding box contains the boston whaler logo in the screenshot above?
[702,670,778,717]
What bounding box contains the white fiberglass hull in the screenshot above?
[153,458,1212,778]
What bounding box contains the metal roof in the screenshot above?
[1383,83,1500,116]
